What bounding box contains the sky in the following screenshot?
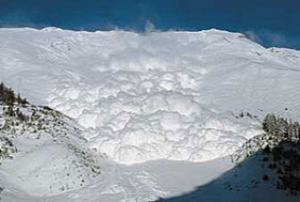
[0,0,299,49]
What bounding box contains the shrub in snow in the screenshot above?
[261,141,300,196]
[0,82,28,106]
[263,113,300,141]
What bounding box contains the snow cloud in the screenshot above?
[244,31,263,44]
[244,30,300,49]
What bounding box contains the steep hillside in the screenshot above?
[0,83,101,198]
[159,136,300,202]
[158,144,300,202]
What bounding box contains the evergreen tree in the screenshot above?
[263,113,278,135]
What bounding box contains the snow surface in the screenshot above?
[0,27,287,164]
[0,105,101,198]
[158,154,300,202]
[1,156,233,202]
[1,28,299,120]
[0,27,300,201]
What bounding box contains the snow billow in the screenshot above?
[49,70,262,164]
[2,27,300,164]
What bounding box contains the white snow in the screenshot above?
[1,156,234,202]
[0,27,300,201]
[0,28,273,164]
[83,108,261,164]
[1,138,90,197]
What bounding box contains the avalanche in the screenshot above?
[0,27,299,201]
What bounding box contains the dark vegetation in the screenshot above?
[263,113,300,140]
[261,114,300,196]
[0,82,29,120]
[261,141,300,196]
[0,82,28,106]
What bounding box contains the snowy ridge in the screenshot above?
[269,47,300,69]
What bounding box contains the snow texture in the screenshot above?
[0,28,282,164]
[0,27,300,201]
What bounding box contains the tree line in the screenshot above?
[263,113,300,141]
[0,82,28,106]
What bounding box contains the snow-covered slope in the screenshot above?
[269,47,300,69]
[159,150,300,202]
[0,27,300,201]
[1,28,299,118]
[159,137,300,202]
[0,95,101,198]
[1,27,298,164]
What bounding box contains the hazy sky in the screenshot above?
[0,0,299,49]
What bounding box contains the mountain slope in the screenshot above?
[0,84,101,198]
[1,27,298,164]
[0,28,299,119]
[158,139,300,202]
[0,28,300,201]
